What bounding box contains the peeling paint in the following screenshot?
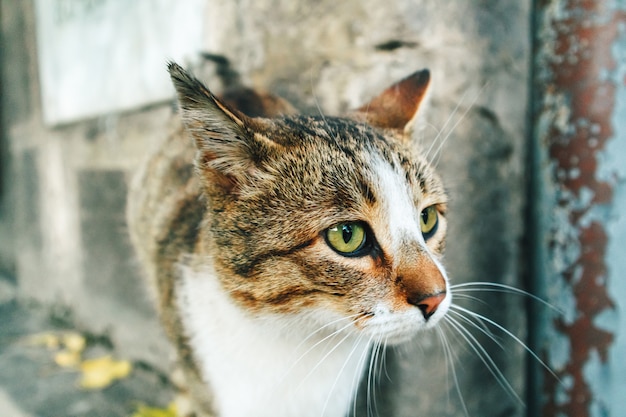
[532,0,625,415]
[600,10,626,412]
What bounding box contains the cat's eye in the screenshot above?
[326,222,368,256]
[420,206,439,240]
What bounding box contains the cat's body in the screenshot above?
[127,63,451,417]
[178,261,370,417]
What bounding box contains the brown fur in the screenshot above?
[127,62,447,416]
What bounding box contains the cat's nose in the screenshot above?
[410,292,446,320]
[396,252,447,320]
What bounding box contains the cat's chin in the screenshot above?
[362,321,440,346]
[358,302,450,345]
[362,324,431,346]
[379,332,417,345]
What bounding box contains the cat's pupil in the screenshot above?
[342,225,353,244]
[325,222,367,256]
[421,210,429,225]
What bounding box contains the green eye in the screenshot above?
[420,206,439,239]
[326,222,367,256]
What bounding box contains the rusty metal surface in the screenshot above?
[531,0,626,416]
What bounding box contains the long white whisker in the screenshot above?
[450,282,562,313]
[372,337,386,417]
[449,292,489,306]
[351,333,376,417]
[288,317,361,386]
[448,308,504,350]
[320,331,369,417]
[424,88,471,162]
[419,121,443,152]
[437,324,470,417]
[451,305,561,383]
[380,336,391,383]
[366,338,383,417]
[309,69,338,142]
[306,330,355,381]
[434,327,451,406]
[445,315,524,405]
[431,83,489,168]
[296,313,363,351]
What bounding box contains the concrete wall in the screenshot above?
[0,1,531,416]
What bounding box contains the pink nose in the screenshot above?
[414,292,446,320]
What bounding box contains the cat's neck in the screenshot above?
[176,260,372,417]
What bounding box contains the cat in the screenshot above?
[127,61,451,417]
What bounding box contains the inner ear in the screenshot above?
[349,69,431,135]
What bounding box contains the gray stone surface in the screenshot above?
[0,389,34,417]
[0,1,532,416]
[0,277,176,417]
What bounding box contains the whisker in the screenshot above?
[372,337,386,416]
[450,282,562,313]
[450,305,561,383]
[434,327,450,404]
[448,308,504,350]
[320,331,369,417]
[436,325,470,417]
[366,338,383,417]
[309,69,338,142]
[299,332,354,393]
[351,333,376,417]
[380,336,391,383]
[285,315,361,385]
[295,313,363,351]
[424,88,471,162]
[449,292,489,307]
[303,324,360,381]
[419,121,443,152]
[430,83,489,168]
[444,315,524,405]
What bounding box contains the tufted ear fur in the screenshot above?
[350,69,431,137]
[168,62,280,194]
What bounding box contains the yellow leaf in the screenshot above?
[62,332,86,353]
[130,402,177,417]
[54,349,81,368]
[78,355,132,389]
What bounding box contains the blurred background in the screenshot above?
[0,1,624,416]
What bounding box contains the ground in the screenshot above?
[0,274,177,417]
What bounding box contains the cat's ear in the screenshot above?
[350,69,430,137]
[220,88,297,118]
[168,62,275,193]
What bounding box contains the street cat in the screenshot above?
[127,62,451,417]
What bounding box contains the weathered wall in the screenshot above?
[1,1,532,416]
[530,1,626,416]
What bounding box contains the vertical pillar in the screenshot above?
[530,1,626,416]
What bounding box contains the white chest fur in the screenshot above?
[177,264,372,417]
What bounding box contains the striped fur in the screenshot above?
[127,63,449,417]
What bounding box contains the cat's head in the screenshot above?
[169,63,450,343]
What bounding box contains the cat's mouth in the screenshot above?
[356,294,451,344]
